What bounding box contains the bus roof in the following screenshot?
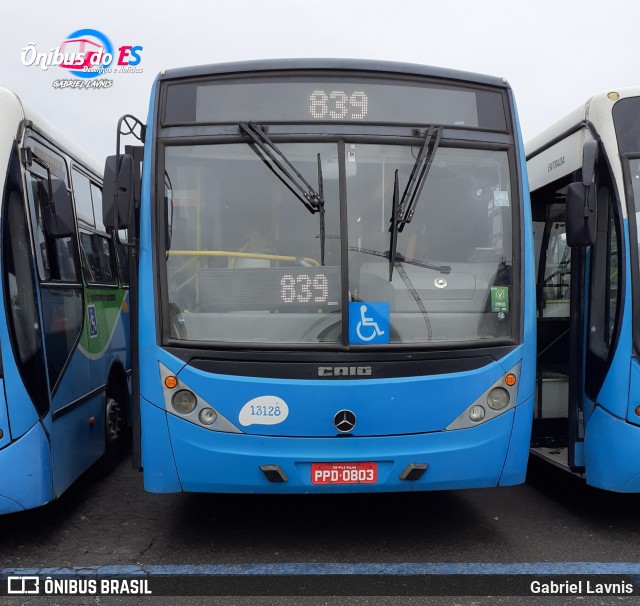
[525,86,640,159]
[157,58,510,90]
[0,87,102,179]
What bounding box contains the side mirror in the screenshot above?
[566,182,596,247]
[565,140,598,247]
[582,139,598,186]
[43,178,75,237]
[103,154,134,230]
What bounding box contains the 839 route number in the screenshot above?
[309,90,369,120]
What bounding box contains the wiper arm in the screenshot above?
[388,169,400,281]
[317,153,325,265]
[239,122,326,264]
[397,125,443,230]
[388,125,443,281]
[349,246,451,275]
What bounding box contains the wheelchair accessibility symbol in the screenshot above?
[349,302,390,345]
[87,305,98,339]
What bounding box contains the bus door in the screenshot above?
[532,158,621,472]
[532,191,576,469]
[22,140,93,496]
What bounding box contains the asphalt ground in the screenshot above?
[1,454,640,605]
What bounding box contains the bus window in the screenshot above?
[72,168,96,227]
[116,230,129,286]
[91,183,105,232]
[3,190,48,415]
[80,232,117,285]
[26,172,80,283]
[541,219,570,319]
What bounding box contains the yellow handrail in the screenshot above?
[167,250,320,267]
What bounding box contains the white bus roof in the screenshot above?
[525,86,640,219]
[526,86,640,158]
[0,87,102,178]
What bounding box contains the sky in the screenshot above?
[1,0,639,163]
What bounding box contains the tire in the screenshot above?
[100,391,125,473]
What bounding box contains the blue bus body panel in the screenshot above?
[164,406,515,493]
[171,356,519,439]
[510,89,536,405]
[51,394,105,498]
[138,81,167,412]
[0,421,53,513]
[50,345,93,414]
[628,359,640,426]
[581,219,640,491]
[140,396,181,493]
[82,293,131,394]
[142,346,530,492]
[499,395,534,486]
[0,330,38,442]
[585,404,640,492]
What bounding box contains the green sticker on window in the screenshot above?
[491,286,509,312]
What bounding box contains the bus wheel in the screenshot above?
[101,394,124,472]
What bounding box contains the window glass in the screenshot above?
[72,169,95,227]
[91,183,105,231]
[346,145,514,343]
[587,182,620,358]
[163,142,516,345]
[80,232,117,284]
[630,159,640,267]
[41,288,83,389]
[117,245,129,286]
[164,143,341,343]
[3,189,48,414]
[26,172,80,283]
[541,218,570,319]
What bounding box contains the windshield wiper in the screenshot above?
[239,122,326,264]
[349,246,451,274]
[388,125,443,281]
[317,153,325,265]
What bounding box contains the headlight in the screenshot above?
[199,407,217,425]
[171,390,197,414]
[487,387,510,410]
[469,405,486,422]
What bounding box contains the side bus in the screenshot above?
[0,88,131,513]
[106,59,535,495]
[526,87,640,491]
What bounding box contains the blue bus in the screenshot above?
[0,89,131,513]
[105,59,535,493]
[527,87,640,491]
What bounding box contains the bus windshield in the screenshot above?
[164,140,514,345]
[613,97,640,296]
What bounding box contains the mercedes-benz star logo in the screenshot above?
[334,410,357,433]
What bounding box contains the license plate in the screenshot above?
[311,462,378,485]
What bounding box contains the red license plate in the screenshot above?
[311,462,378,485]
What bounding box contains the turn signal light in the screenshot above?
[505,373,517,387]
[165,376,178,389]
